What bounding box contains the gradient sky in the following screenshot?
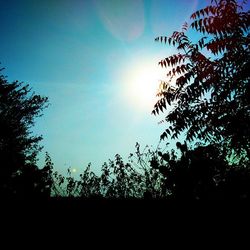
[0,0,219,174]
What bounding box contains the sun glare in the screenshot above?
[123,60,165,111]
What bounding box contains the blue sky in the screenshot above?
[0,0,217,174]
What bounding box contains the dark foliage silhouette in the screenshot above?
[156,142,250,199]
[153,0,250,158]
[0,68,52,198]
[50,142,250,200]
[51,144,166,199]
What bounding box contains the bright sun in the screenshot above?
[123,60,165,111]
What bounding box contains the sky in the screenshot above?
[0,0,220,174]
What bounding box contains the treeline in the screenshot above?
[48,142,249,199]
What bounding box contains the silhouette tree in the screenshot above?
[0,68,52,197]
[154,141,250,199]
[49,140,250,200]
[51,144,167,199]
[153,0,250,158]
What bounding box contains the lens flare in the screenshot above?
[94,0,145,42]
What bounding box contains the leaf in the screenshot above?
[160,132,168,140]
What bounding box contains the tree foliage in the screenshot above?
[156,141,250,199]
[153,0,250,157]
[0,68,52,197]
[50,142,250,200]
[51,144,167,199]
